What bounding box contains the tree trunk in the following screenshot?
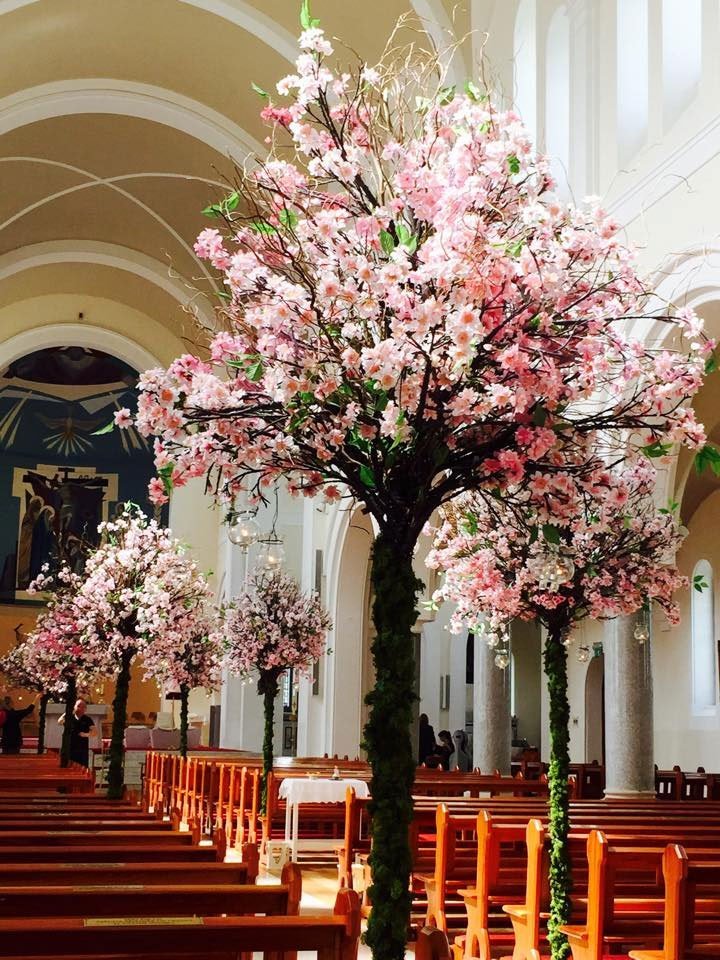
[258,670,279,815]
[107,650,134,800]
[179,683,189,759]
[543,622,572,960]
[59,678,77,768]
[363,533,423,960]
[37,692,50,755]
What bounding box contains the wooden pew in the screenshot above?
[0,859,258,886]
[0,887,361,960]
[417,925,454,960]
[0,862,302,919]
[629,846,720,960]
[560,831,720,960]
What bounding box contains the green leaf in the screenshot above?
[542,524,560,545]
[158,464,175,497]
[251,82,269,99]
[462,513,478,536]
[643,439,673,459]
[92,421,115,436]
[694,574,709,593]
[507,154,521,175]
[279,208,299,230]
[359,464,376,488]
[528,315,541,331]
[223,192,240,213]
[659,499,680,516]
[379,229,396,255]
[465,79,482,101]
[529,526,539,544]
[300,0,320,30]
[415,96,432,114]
[695,443,720,476]
[705,351,718,375]
[202,203,223,219]
[249,218,277,235]
[246,360,264,382]
[438,85,456,105]
[507,238,523,257]
[478,120,490,134]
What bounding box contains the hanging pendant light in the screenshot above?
[257,537,286,571]
[228,510,261,550]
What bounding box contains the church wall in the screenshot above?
[651,489,720,769]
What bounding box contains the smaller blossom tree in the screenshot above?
[142,606,222,757]
[0,636,52,754]
[428,459,686,960]
[223,570,331,810]
[75,506,216,798]
[23,567,110,767]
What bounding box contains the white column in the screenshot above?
[567,0,601,196]
[473,634,511,774]
[604,614,655,795]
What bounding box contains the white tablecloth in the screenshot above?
[279,777,369,805]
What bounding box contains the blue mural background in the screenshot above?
[0,347,158,603]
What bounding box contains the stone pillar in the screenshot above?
[473,634,511,775]
[604,614,655,795]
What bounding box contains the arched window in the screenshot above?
[691,560,717,714]
[545,5,570,194]
[616,0,649,163]
[513,0,537,145]
[662,0,701,129]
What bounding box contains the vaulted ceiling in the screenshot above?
[0,0,476,350]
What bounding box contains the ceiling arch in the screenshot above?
[0,240,214,324]
[0,79,262,157]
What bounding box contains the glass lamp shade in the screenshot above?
[577,645,590,663]
[228,512,260,549]
[257,538,286,570]
[633,621,650,643]
[494,649,510,669]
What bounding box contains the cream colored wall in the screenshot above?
[651,490,720,769]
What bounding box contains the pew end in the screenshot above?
[417,925,452,960]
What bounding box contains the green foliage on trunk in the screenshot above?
[107,650,133,800]
[179,683,189,759]
[363,535,423,960]
[59,678,77,769]
[543,623,572,960]
[37,692,50,755]
[258,670,280,815]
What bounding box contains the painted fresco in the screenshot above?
[0,346,157,602]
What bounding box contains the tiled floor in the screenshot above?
[270,864,417,959]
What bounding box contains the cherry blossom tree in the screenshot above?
[24,567,110,766]
[222,570,331,810]
[427,458,687,958]
[0,636,52,755]
[142,607,222,757]
[75,506,215,798]
[123,9,712,956]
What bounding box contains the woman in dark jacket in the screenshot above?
[0,697,35,754]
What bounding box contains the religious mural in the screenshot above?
[0,346,158,602]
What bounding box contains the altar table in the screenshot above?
[279,777,369,861]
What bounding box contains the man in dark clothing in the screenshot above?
[0,696,35,754]
[418,713,437,766]
[59,699,95,767]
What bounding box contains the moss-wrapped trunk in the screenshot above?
[543,621,572,959]
[179,683,190,759]
[37,692,50,755]
[258,670,280,815]
[59,677,77,768]
[363,533,422,960]
[107,649,134,799]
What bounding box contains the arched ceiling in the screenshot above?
[0,0,471,352]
